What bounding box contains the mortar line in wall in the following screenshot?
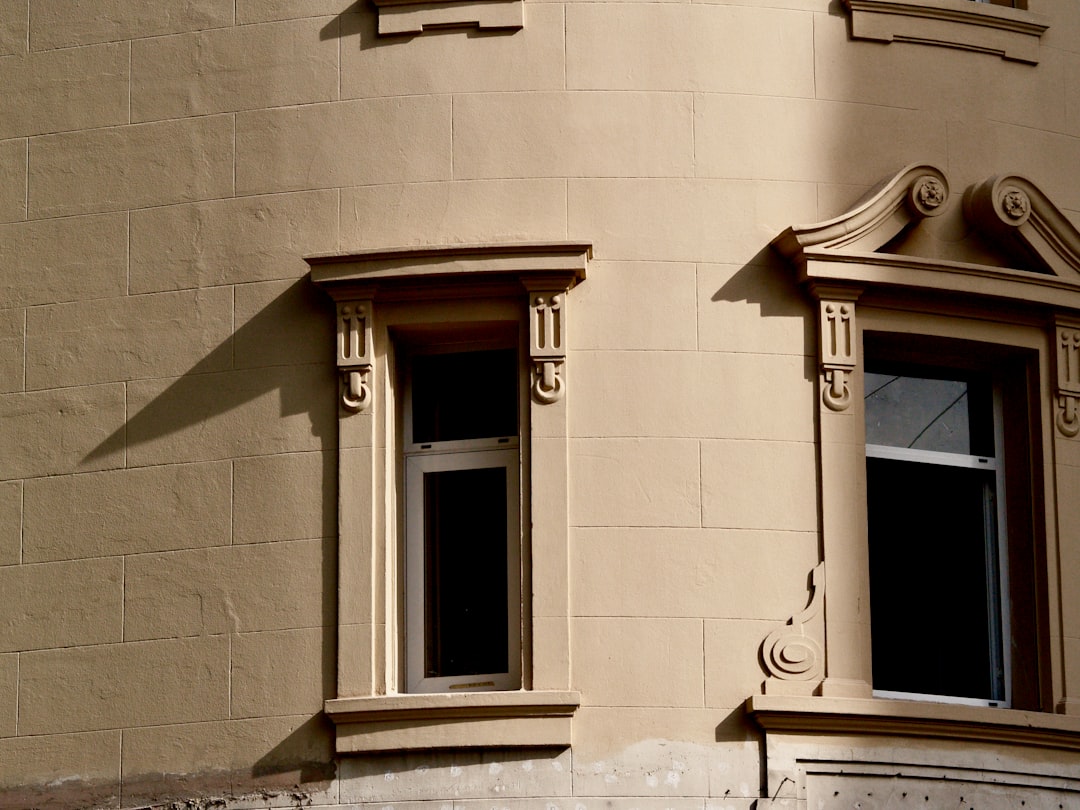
[117,728,125,810]
[698,441,703,529]
[561,4,566,91]
[231,114,237,198]
[693,263,700,351]
[701,618,706,707]
[563,179,568,238]
[227,631,233,718]
[18,477,24,565]
[230,460,235,545]
[125,210,131,295]
[21,307,27,394]
[22,137,28,220]
[691,92,696,177]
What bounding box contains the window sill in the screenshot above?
[324,691,580,754]
[843,0,1048,63]
[747,694,1080,752]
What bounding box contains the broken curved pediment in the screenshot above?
[772,163,1080,312]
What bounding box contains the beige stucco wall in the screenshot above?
[2,0,1080,808]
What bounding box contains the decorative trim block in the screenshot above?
[816,294,859,412]
[371,0,523,36]
[1056,319,1080,438]
[762,563,826,696]
[843,0,1048,64]
[336,300,373,414]
[526,285,566,404]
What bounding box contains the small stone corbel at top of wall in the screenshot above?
[371,0,523,36]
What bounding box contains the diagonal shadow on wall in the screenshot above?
[85,278,337,468]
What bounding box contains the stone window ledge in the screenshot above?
[747,695,1080,752]
[843,0,1048,63]
[325,691,580,754]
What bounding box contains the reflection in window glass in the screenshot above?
[865,371,994,456]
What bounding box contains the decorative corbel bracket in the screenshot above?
[761,562,825,696]
[337,300,373,413]
[1056,318,1080,438]
[812,286,861,413]
[527,287,566,404]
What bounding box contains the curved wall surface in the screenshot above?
[2,0,1080,808]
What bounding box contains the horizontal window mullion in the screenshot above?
[866,443,998,470]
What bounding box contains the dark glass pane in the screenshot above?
[867,457,1003,701]
[412,349,517,443]
[423,466,509,678]
[865,371,994,456]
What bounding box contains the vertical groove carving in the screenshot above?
[338,300,374,413]
[819,297,858,412]
[530,290,566,404]
[1057,321,1080,438]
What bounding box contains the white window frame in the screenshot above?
[404,445,522,693]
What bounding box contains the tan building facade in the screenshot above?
[3,0,1080,807]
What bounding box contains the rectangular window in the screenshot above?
[402,342,522,693]
[864,364,1009,706]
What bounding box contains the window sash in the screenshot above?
[405,447,522,693]
[866,376,1012,708]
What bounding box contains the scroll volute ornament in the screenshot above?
[337,300,373,413]
[761,563,825,695]
[1056,319,1080,438]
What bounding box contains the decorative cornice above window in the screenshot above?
[772,163,1080,312]
[371,0,523,36]
[843,0,1048,63]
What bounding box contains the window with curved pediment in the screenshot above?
[756,164,1080,727]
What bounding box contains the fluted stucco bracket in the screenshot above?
[325,691,580,753]
[309,242,589,407]
[370,0,523,36]
[843,0,1048,64]
[747,695,1080,752]
[772,164,949,257]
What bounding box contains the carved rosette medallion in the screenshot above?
[530,291,566,404]
[337,300,374,413]
[761,563,825,695]
[912,175,947,215]
[1057,324,1080,438]
[819,297,857,412]
[1002,188,1031,222]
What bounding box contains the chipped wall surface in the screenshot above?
[4,0,1080,808]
